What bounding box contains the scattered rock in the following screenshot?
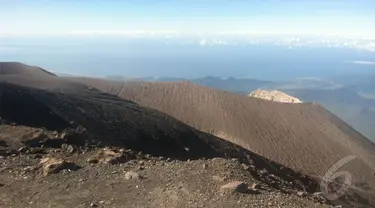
[241,163,249,170]
[90,148,133,165]
[60,127,86,146]
[90,202,98,207]
[251,183,261,190]
[220,181,248,194]
[137,166,144,171]
[297,191,307,197]
[18,147,30,153]
[62,144,75,153]
[125,171,141,180]
[202,164,208,169]
[87,157,99,164]
[23,166,37,173]
[231,158,239,163]
[39,157,79,176]
[22,132,49,147]
[259,169,268,175]
[312,192,327,203]
[42,137,66,148]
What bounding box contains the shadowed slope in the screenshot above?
[73,79,375,193]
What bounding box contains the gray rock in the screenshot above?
[62,144,75,153]
[297,191,306,197]
[220,181,248,193]
[241,163,250,170]
[125,171,140,180]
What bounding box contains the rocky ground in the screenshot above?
[0,125,336,208]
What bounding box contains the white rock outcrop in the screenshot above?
[249,89,302,103]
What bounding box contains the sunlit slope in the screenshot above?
[75,78,375,182]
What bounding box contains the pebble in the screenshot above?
[90,202,98,207]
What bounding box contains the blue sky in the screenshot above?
[1,0,375,36]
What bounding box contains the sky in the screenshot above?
[1,0,375,37]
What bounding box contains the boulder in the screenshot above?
[39,157,79,176]
[61,144,75,153]
[90,148,134,165]
[59,127,86,146]
[125,171,141,180]
[22,132,49,147]
[220,181,248,194]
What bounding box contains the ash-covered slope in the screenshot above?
[0,67,324,197]
[73,78,375,197]
[0,82,229,160]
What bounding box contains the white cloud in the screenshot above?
[66,30,181,37]
[198,38,228,46]
[347,61,375,65]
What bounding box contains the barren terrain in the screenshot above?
[1,62,375,207]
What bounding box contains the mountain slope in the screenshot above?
[1,82,339,208]
[72,78,375,199]
[2,63,375,206]
[285,88,375,142]
[0,63,327,193]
